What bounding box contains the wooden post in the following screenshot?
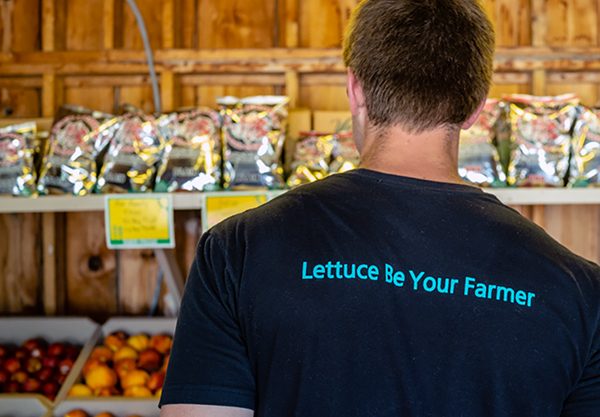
[283,0,299,48]
[161,71,176,112]
[285,70,299,109]
[162,0,175,49]
[42,0,55,52]
[42,213,57,315]
[103,0,115,50]
[42,73,56,117]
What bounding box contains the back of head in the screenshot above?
[343,0,495,133]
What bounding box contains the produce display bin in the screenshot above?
[0,397,49,417]
[0,317,101,410]
[61,317,176,408]
[47,398,160,417]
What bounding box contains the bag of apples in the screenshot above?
[64,318,176,402]
[0,317,100,409]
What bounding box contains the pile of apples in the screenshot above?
[68,331,172,398]
[0,338,80,400]
[64,411,142,417]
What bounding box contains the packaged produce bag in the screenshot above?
[287,131,359,187]
[329,131,360,174]
[155,107,221,192]
[570,105,600,187]
[287,132,336,187]
[219,96,289,189]
[0,122,38,197]
[458,99,506,187]
[96,106,167,193]
[503,93,580,187]
[38,105,114,195]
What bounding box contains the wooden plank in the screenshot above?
[42,212,57,315]
[197,0,276,48]
[65,86,114,114]
[545,205,600,263]
[66,0,103,51]
[177,0,197,49]
[0,87,41,118]
[531,0,547,47]
[285,70,299,109]
[118,249,160,315]
[174,211,202,279]
[0,213,42,315]
[162,0,175,49]
[0,77,43,88]
[300,85,349,111]
[532,205,546,230]
[42,0,56,52]
[121,0,162,50]
[197,85,275,108]
[279,0,299,48]
[103,0,115,50]
[64,75,151,87]
[161,71,176,112]
[488,83,531,99]
[532,69,547,96]
[42,73,56,117]
[119,85,154,114]
[180,86,196,107]
[180,74,285,86]
[546,83,597,107]
[1,0,40,52]
[65,212,117,321]
[300,0,344,47]
[547,0,597,46]
[0,0,14,53]
[302,73,347,86]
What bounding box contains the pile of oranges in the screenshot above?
[64,411,141,417]
[68,331,172,398]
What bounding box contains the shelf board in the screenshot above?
[0,188,599,214]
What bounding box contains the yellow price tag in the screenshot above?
[105,195,174,249]
[205,194,268,229]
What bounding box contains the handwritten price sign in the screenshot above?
[104,195,175,249]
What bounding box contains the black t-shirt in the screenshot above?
[160,169,600,416]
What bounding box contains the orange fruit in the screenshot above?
[104,331,128,352]
[82,359,105,378]
[89,346,113,362]
[149,334,173,355]
[127,334,150,352]
[84,364,118,390]
[67,383,93,397]
[113,346,139,362]
[121,369,149,390]
[114,357,137,380]
[93,413,115,417]
[123,385,153,397]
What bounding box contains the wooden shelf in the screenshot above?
[1,188,600,214]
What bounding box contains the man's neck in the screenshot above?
[358,124,464,185]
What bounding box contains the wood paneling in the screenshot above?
[0,213,42,315]
[119,85,155,114]
[196,86,276,108]
[119,0,163,50]
[0,87,41,118]
[546,0,598,46]
[482,0,531,47]
[545,205,600,264]
[65,212,117,321]
[0,0,41,53]
[197,0,276,48]
[300,86,349,111]
[66,0,103,51]
[65,87,115,114]
[299,0,358,48]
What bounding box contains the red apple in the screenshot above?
[3,381,19,393]
[23,338,46,352]
[0,369,8,384]
[53,372,66,385]
[14,347,29,360]
[37,367,54,382]
[58,357,74,375]
[25,357,42,374]
[42,380,59,397]
[137,349,161,373]
[11,370,28,384]
[43,355,59,368]
[64,345,80,359]
[4,358,21,374]
[22,377,42,393]
[47,342,64,357]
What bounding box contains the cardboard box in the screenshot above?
[61,318,176,407]
[0,317,101,410]
[0,397,48,417]
[47,398,160,417]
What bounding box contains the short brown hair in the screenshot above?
[343,0,495,132]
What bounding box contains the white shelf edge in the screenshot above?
[1,188,600,214]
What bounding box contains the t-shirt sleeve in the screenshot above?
[159,231,256,410]
[561,321,600,416]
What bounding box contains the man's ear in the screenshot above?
[461,99,486,130]
[347,69,365,116]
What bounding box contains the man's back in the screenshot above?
[162,169,600,416]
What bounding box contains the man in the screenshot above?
[160,0,600,415]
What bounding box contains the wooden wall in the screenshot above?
[1,0,600,319]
